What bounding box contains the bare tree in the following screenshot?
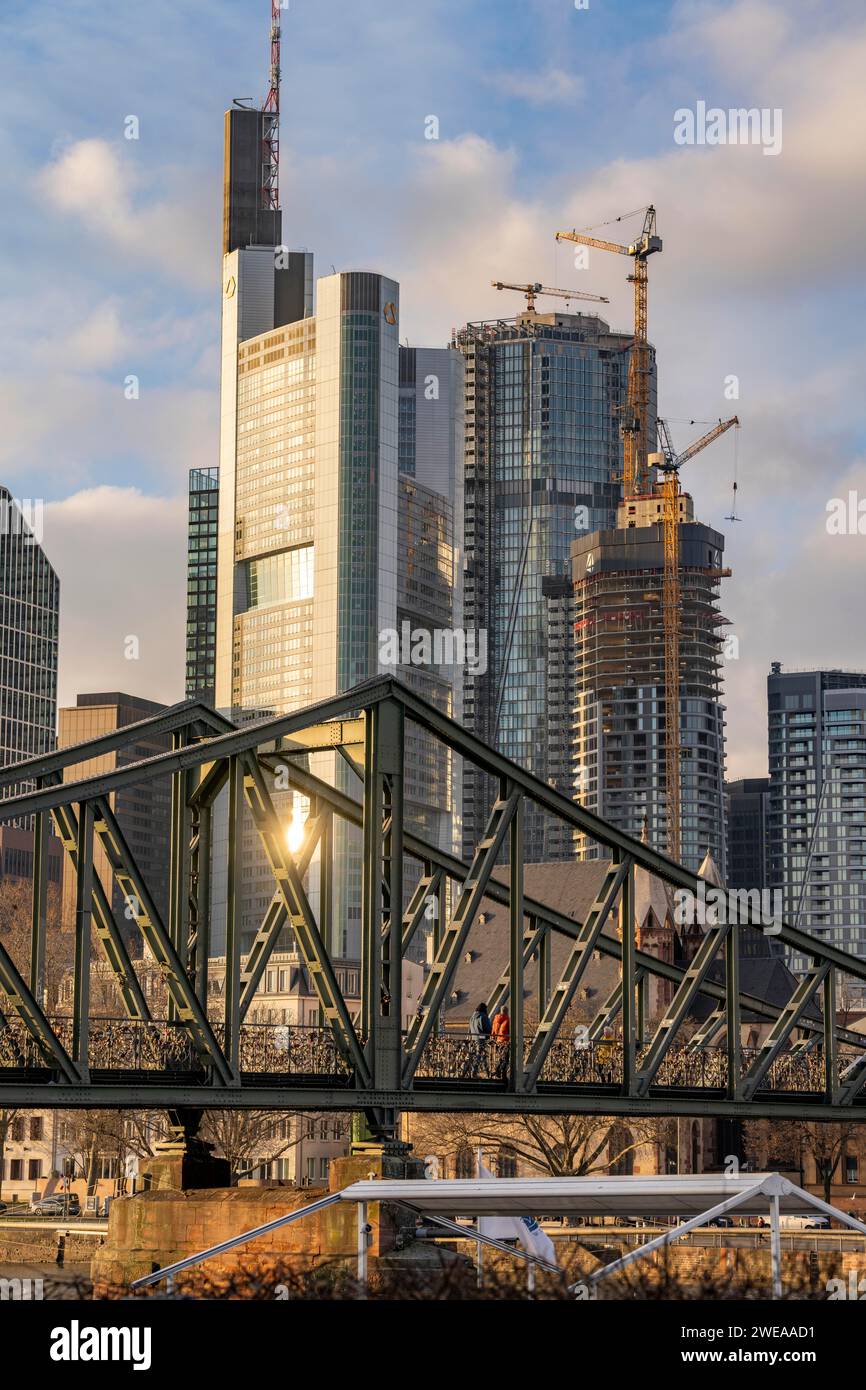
[0,877,68,1008]
[743,1119,860,1203]
[200,1110,311,1181]
[410,1110,667,1179]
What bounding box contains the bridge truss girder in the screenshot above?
[0,679,865,1130]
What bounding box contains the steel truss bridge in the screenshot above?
[1,677,865,1137]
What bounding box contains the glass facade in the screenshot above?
[0,487,59,821]
[455,311,653,861]
[767,668,866,976]
[185,467,219,703]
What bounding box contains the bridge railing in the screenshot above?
[0,1018,350,1078]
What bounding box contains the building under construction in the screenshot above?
[570,491,729,875]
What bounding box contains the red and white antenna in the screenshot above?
[261,0,280,211]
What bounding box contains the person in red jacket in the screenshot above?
[491,1005,510,1079]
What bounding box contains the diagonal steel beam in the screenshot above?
[522,859,630,1091]
[402,787,521,1086]
[738,959,830,1102]
[486,917,546,1020]
[686,1008,726,1053]
[0,939,79,1081]
[238,812,325,1023]
[240,754,370,1085]
[634,921,731,1097]
[52,803,151,1023]
[91,796,233,1085]
[395,866,443,959]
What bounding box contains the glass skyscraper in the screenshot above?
[0,487,59,819]
[185,467,219,703]
[454,308,653,861]
[767,665,866,976]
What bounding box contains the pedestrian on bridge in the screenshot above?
[467,1002,492,1077]
[491,1004,510,1080]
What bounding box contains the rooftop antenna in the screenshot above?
[261,0,281,211]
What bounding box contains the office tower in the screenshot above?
[212,271,462,956]
[571,491,728,875]
[767,665,866,973]
[726,776,770,891]
[185,467,219,703]
[0,487,60,805]
[58,694,172,941]
[0,486,63,882]
[454,306,652,861]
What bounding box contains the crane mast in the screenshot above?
[556,207,662,498]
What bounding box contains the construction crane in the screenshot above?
[652,416,739,861]
[491,281,609,312]
[555,207,662,498]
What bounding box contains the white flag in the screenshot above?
[475,1158,558,1266]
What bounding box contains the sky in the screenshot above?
[0,0,864,778]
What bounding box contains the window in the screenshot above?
[496,1148,517,1178]
[28,1159,41,1182]
[305,1157,316,1184]
[320,1157,330,1180]
[10,1119,24,1142]
[29,1117,43,1142]
[846,1155,859,1184]
[10,1159,22,1181]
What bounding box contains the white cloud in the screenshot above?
[43,138,214,289]
[45,487,187,710]
[493,67,584,107]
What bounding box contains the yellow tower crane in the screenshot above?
[652,416,739,862]
[555,207,662,498]
[491,281,610,312]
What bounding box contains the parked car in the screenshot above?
[707,1216,733,1227]
[805,1216,830,1230]
[30,1195,81,1217]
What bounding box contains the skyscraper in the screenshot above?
[0,488,59,805]
[767,665,866,972]
[185,466,219,704]
[454,306,651,861]
[571,491,728,875]
[211,271,463,955]
[0,486,62,881]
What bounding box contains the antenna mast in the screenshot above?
[262,0,281,211]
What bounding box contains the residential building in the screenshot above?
[767,665,866,975]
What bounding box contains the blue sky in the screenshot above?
[0,0,865,775]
